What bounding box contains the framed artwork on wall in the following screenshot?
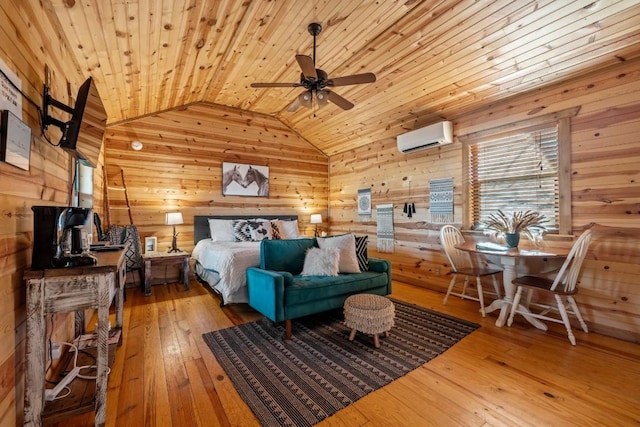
[222,162,269,197]
[144,236,157,254]
[1,110,31,170]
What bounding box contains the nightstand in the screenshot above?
[142,251,190,296]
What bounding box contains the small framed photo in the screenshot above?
[144,236,157,254]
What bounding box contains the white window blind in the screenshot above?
[468,124,559,232]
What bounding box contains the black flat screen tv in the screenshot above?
[59,78,91,153]
[42,76,106,167]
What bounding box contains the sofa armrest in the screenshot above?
[367,258,392,294]
[368,258,389,273]
[247,268,292,322]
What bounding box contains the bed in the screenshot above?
[192,215,299,305]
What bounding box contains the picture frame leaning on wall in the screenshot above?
[144,236,157,254]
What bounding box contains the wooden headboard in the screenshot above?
[194,215,299,243]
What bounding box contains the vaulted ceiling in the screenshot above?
[46,0,640,155]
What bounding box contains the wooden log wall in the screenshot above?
[328,59,640,342]
[0,1,106,424]
[103,103,329,253]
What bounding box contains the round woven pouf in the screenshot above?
[343,294,395,348]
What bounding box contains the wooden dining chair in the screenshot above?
[507,230,593,345]
[440,225,502,317]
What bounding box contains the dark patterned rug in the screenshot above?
[202,299,479,426]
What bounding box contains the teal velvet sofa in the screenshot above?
[246,238,392,339]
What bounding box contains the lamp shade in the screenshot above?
[310,214,322,224]
[165,212,183,226]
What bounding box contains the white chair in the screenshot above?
[507,230,592,345]
[440,225,502,317]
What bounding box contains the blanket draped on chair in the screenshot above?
[106,224,143,272]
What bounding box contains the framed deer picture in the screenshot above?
[222,162,270,197]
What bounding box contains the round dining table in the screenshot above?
[455,241,569,328]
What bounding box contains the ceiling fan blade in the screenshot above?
[327,73,376,87]
[287,97,302,112]
[327,91,354,110]
[251,82,300,88]
[296,55,317,80]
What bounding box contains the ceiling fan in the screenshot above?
[251,22,376,111]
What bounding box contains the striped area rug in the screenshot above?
[203,299,479,426]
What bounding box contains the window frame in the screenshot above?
[460,108,578,235]
[74,159,94,208]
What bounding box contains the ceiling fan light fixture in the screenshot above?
[299,91,313,108]
[251,22,376,112]
[316,90,329,108]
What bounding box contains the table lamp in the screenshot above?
[165,212,183,252]
[310,214,322,238]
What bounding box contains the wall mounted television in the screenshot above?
[42,76,106,168]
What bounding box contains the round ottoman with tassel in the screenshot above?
[343,294,395,348]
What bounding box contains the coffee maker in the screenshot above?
[31,206,97,269]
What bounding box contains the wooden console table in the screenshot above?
[142,251,190,296]
[23,249,126,427]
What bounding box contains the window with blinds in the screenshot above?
[468,124,560,232]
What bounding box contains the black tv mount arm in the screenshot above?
[41,84,73,131]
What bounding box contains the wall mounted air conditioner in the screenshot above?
[397,120,453,153]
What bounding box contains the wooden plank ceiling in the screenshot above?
[46,0,640,156]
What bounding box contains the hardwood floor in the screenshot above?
[50,278,640,427]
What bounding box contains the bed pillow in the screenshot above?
[208,219,235,242]
[355,235,369,271]
[316,233,361,273]
[250,221,272,241]
[279,219,301,239]
[270,220,282,240]
[300,247,340,277]
[233,220,272,241]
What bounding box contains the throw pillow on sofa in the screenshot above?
[300,247,340,276]
[316,233,361,273]
[355,235,369,271]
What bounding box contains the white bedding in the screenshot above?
[192,239,261,304]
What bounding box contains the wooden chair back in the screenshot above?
[550,230,593,293]
[440,225,472,272]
